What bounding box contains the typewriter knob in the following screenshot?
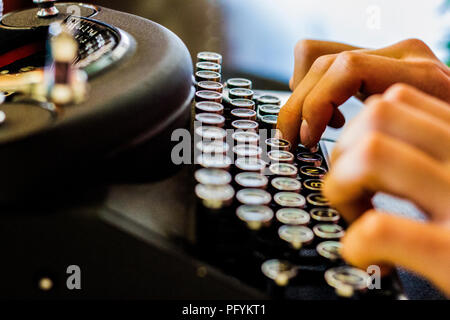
[33,0,59,18]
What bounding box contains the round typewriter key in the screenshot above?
[261,115,278,129]
[303,179,324,192]
[324,266,370,298]
[196,140,229,155]
[267,150,294,164]
[231,119,259,131]
[232,131,259,145]
[195,70,221,82]
[230,99,255,110]
[269,163,298,178]
[274,192,306,208]
[226,78,252,89]
[235,157,266,173]
[257,95,281,106]
[195,183,234,209]
[195,126,226,140]
[195,168,232,185]
[236,205,274,230]
[258,104,281,117]
[313,224,345,240]
[236,188,272,205]
[310,208,340,223]
[296,152,323,167]
[233,144,263,158]
[230,108,257,121]
[300,166,327,178]
[196,61,221,73]
[297,143,319,153]
[278,225,314,249]
[271,177,302,193]
[276,208,310,226]
[196,81,224,93]
[265,138,291,151]
[229,88,254,100]
[195,101,224,114]
[235,172,268,189]
[195,113,225,127]
[317,241,341,261]
[306,193,330,207]
[261,259,298,286]
[197,51,222,64]
[195,90,223,103]
[197,154,232,170]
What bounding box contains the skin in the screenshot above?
[277,39,450,296]
[324,84,450,297]
[277,39,450,148]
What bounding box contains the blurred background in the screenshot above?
[3,0,450,89]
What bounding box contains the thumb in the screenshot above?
[341,210,450,297]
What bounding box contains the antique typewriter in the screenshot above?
[0,1,442,300]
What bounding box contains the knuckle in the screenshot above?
[335,51,361,70]
[404,38,430,51]
[310,54,335,71]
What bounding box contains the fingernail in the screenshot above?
[300,120,311,147]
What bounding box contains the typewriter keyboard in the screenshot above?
[191,51,404,300]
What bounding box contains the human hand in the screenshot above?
[322,84,450,296]
[277,39,450,148]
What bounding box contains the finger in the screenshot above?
[328,109,346,129]
[332,95,450,163]
[278,54,336,146]
[323,132,450,223]
[383,84,450,124]
[363,38,439,60]
[341,210,450,297]
[292,40,361,90]
[301,52,444,147]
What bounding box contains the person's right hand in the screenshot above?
[322,84,450,296]
[277,39,450,148]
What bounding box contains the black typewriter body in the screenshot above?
[0,3,444,301]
